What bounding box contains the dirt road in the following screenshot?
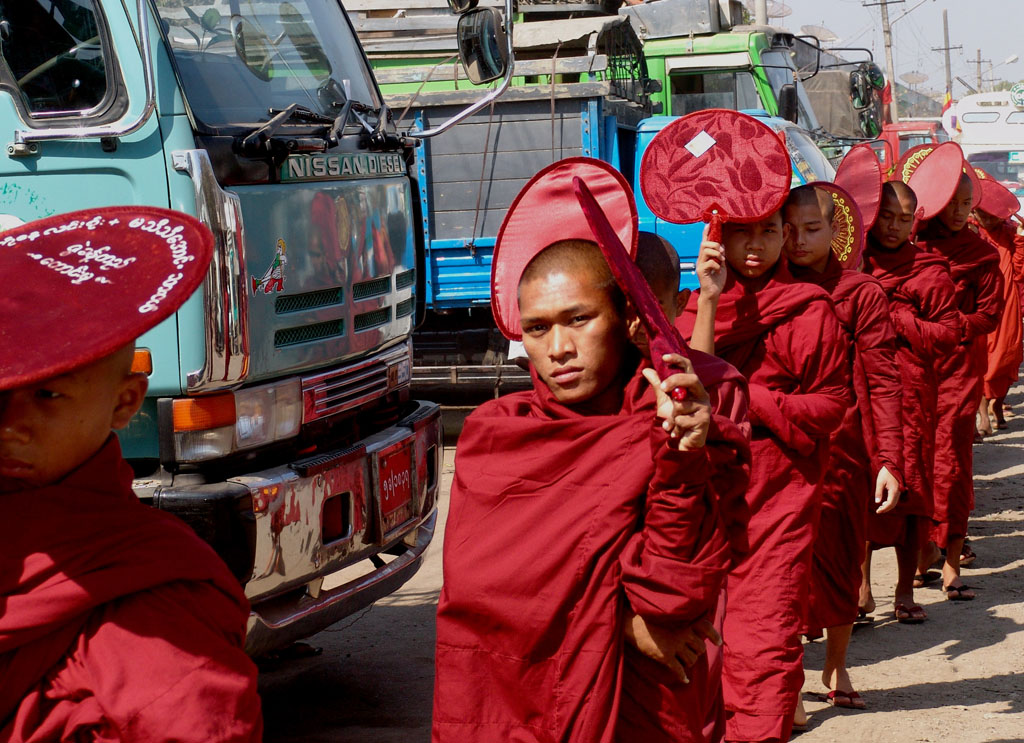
[260,382,1024,743]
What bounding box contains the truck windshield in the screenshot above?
[670,70,760,116]
[967,151,1024,194]
[153,0,379,131]
[759,49,817,131]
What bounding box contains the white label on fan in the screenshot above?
[685,131,717,158]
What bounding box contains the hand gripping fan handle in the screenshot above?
[571,177,690,402]
[706,212,723,245]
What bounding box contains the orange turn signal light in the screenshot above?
[131,349,153,375]
[172,394,236,432]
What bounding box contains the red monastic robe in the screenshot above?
[0,438,262,743]
[679,262,850,743]
[918,224,1003,547]
[861,237,961,547]
[1013,229,1024,313]
[977,221,1023,400]
[432,355,739,743]
[790,258,904,636]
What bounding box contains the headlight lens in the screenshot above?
[172,379,302,463]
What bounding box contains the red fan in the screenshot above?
[492,157,637,341]
[573,177,690,401]
[977,178,1022,221]
[834,143,883,229]
[639,110,792,244]
[897,142,981,209]
[814,182,865,269]
[905,142,965,239]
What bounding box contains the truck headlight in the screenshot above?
[170,379,302,463]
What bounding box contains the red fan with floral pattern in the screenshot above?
[639,110,792,243]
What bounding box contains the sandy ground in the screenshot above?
[260,381,1024,743]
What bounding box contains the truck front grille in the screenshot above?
[395,269,415,290]
[275,319,345,347]
[395,297,415,318]
[301,343,411,423]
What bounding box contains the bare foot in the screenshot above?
[793,697,809,728]
[858,584,875,615]
[917,541,941,575]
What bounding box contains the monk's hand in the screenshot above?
[874,466,901,514]
[697,226,727,303]
[642,354,711,451]
[624,612,721,684]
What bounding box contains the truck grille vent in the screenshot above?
[352,276,391,300]
[275,287,344,314]
[354,306,392,332]
[395,269,415,290]
[274,319,345,347]
[395,297,415,318]
[301,344,410,422]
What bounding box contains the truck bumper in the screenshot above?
[149,399,442,656]
[244,509,436,656]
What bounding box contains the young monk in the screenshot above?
[0,209,262,741]
[433,164,733,743]
[917,174,1003,599]
[677,208,851,743]
[782,185,903,711]
[972,207,1023,431]
[859,181,961,620]
[624,232,752,743]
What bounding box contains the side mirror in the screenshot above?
[448,0,480,12]
[779,83,798,123]
[457,8,509,85]
[849,69,871,110]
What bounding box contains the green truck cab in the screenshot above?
[0,0,501,654]
[620,0,820,131]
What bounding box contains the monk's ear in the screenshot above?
[625,303,643,342]
[781,222,792,243]
[675,289,691,317]
[111,373,148,430]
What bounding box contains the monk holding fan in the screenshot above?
[642,110,850,743]
[433,158,736,743]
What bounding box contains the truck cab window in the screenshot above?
[670,70,759,116]
[0,0,110,116]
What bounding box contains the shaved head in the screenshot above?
[785,184,834,223]
[519,239,624,315]
[635,232,679,299]
[884,180,918,212]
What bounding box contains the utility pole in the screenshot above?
[863,0,904,122]
[977,49,982,90]
[931,10,962,105]
[755,0,768,25]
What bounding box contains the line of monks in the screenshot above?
[433,128,1023,743]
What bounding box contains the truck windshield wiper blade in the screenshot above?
[240,103,333,152]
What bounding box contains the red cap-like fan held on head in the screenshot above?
[834,143,883,230]
[902,142,967,238]
[814,182,866,270]
[492,157,637,342]
[0,206,214,391]
[896,142,982,209]
[639,109,792,243]
[976,177,1023,221]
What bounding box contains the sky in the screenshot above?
[763,0,1023,97]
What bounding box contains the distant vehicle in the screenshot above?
[868,120,950,176]
[951,90,1024,197]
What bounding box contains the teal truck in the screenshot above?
[0,0,502,654]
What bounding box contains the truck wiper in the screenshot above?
[328,100,410,152]
[239,103,334,153]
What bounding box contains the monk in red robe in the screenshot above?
[624,233,752,743]
[433,236,734,743]
[973,212,1023,430]
[917,174,1003,600]
[0,209,262,742]
[859,182,961,622]
[782,186,903,712]
[677,209,850,743]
